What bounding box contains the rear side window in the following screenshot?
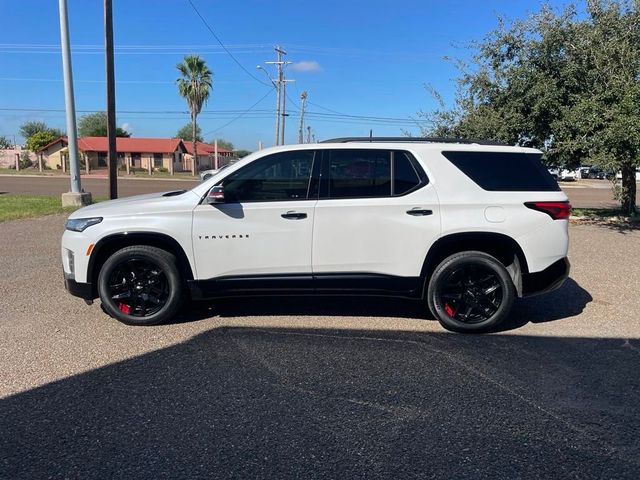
[323,149,427,199]
[328,150,391,198]
[394,151,422,195]
[442,151,560,191]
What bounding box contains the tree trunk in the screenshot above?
[192,114,197,176]
[620,162,637,216]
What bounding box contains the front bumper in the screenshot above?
[64,273,95,301]
[521,257,570,297]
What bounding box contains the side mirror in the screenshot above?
[206,186,225,204]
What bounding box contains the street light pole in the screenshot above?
[58,0,90,206]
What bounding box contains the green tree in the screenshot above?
[234,149,252,158]
[0,135,12,149]
[209,138,234,150]
[25,130,59,154]
[420,0,640,215]
[19,121,63,142]
[176,123,202,142]
[78,112,130,137]
[176,55,213,175]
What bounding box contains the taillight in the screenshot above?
[524,201,571,220]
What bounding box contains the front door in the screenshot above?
[192,150,318,281]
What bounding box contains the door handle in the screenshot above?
[406,208,433,216]
[281,211,307,220]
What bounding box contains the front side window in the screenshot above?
[222,151,315,203]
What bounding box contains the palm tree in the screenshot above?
[176,55,213,175]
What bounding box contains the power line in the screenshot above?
[185,0,271,88]
[203,89,274,136]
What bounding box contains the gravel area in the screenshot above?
[1,215,639,479]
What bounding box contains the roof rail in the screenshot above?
[320,136,509,146]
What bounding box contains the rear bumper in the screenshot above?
[521,257,570,297]
[64,273,95,301]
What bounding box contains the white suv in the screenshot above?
[62,138,571,332]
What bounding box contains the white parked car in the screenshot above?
[548,168,578,181]
[62,137,570,332]
[199,163,232,181]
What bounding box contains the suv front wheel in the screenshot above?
[427,251,515,332]
[97,245,183,326]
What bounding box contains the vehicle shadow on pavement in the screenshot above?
[176,277,592,333]
[2,326,639,479]
[502,277,592,331]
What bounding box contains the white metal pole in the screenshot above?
[58,0,81,194]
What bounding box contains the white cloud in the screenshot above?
[290,61,323,73]
[121,122,132,133]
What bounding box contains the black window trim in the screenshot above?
[318,148,429,200]
[204,150,319,205]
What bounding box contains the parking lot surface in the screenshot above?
[1,215,639,479]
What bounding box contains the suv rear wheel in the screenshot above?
[427,251,515,332]
[97,245,183,326]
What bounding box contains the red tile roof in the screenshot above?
[183,141,232,155]
[38,136,185,154]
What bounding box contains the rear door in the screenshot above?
[312,148,441,292]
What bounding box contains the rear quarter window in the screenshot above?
[442,151,560,192]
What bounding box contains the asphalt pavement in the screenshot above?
[1,214,639,479]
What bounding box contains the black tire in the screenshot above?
[202,174,212,181]
[97,245,183,326]
[427,251,515,333]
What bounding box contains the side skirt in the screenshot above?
[187,273,423,300]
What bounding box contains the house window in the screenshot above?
[97,152,107,167]
[154,153,163,168]
[131,153,141,167]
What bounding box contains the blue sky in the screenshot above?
[0,0,572,150]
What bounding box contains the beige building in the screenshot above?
[38,136,188,172]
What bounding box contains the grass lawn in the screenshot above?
[0,194,106,222]
[0,168,65,176]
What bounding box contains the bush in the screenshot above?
[19,151,33,169]
[155,167,168,173]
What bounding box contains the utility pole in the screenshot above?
[263,46,292,146]
[104,0,117,199]
[298,91,308,144]
[58,0,90,206]
[280,78,294,145]
[306,126,312,143]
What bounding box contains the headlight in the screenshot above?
[65,217,103,232]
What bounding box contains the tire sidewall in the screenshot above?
[428,252,515,333]
[97,247,182,326]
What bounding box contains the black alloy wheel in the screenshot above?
[108,258,169,317]
[98,245,183,326]
[438,263,502,324]
[428,251,515,332]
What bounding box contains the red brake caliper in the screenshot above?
[444,303,454,317]
[119,303,131,314]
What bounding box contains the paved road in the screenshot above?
[1,174,637,208]
[0,174,198,198]
[1,215,639,479]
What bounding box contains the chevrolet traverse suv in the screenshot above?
[62,137,570,332]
